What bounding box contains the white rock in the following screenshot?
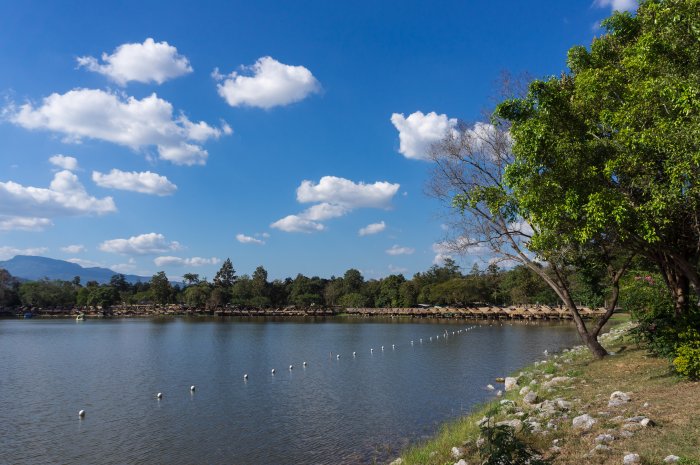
[451,447,463,459]
[486,384,495,391]
[608,391,631,407]
[556,399,572,410]
[504,377,519,391]
[543,376,573,389]
[593,444,610,453]
[523,391,538,405]
[572,414,596,431]
[623,423,643,432]
[495,390,503,397]
[454,460,468,465]
[640,418,653,427]
[496,419,523,432]
[389,459,403,465]
[595,433,615,444]
[623,453,641,465]
[519,386,531,396]
[664,455,680,463]
[476,416,489,427]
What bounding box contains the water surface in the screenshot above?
[0,318,578,464]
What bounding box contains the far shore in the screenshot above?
[1,304,605,321]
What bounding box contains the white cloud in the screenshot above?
[386,245,415,256]
[390,111,458,160]
[49,154,78,171]
[236,233,265,245]
[0,216,53,231]
[66,258,104,268]
[153,256,220,267]
[110,258,136,273]
[594,0,637,12]
[388,264,408,274]
[270,215,325,233]
[215,56,320,109]
[432,239,490,265]
[359,221,386,236]
[99,232,181,255]
[272,176,400,233]
[92,169,177,196]
[77,38,193,86]
[61,244,86,253]
[0,246,48,260]
[0,170,116,218]
[297,176,400,208]
[9,89,228,166]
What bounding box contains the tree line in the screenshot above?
[0,256,621,310]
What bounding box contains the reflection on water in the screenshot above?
[0,318,579,464]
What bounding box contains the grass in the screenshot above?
[396,318,700,465]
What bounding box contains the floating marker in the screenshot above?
[244,374,248,380]
[190,385,196,392]
[381,346,384,351]
[352,352,356,357]
[420,338,423,343]
[271,369,276,374]
[392,344,395,349]
[410,340,414,345]
[370,348,374,353]
[303,361,307,366]
[157,393,163,399]
[78,410,85,418]
[336,354,340,359]
[289,365,294,370]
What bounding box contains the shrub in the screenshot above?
[478,408,551,465]
[673,329,700,381]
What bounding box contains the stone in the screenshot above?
[623,423,643,432]
[549,446,561,454]
[619,430,635,438]
[625,416,646,423]
[454,460,468,465]
[592,444,611,453]
[495,390,503,397]
[556,399,572,410]
[526,421,542,433]
[664,455,680,463]
[486,384,495,391]
[608,391,631,407]
[451,447,464,459]
[643,402,650,408]
[389,459,403,465]
[519,386,531,396]
[476,437,485,448]
[572,414,596,431]
[523,391,538,405]
[496,419,523,432]
[495,377,505,383]
[542,376,573,389]
[623,453,641,465]
[530,380,538,386]
[595,433,615,444]
[476,417,489,427]
[504,377,519,391]
[640,418,654,427]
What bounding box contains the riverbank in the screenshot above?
[395,319,700,465]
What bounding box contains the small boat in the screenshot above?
[75,313,85,321]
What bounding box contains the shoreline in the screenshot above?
[394,317,700,464]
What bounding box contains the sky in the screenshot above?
[0,0,637,281]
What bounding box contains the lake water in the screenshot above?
[0,318,579,464]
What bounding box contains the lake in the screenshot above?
[0,318,579,464]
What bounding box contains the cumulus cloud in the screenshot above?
[153,256,220,267]
[236,233,266,245]
[77,38,193,86]
[99,232,181,255]
[49,154,78,171]
[0,216,53,231]
[386,245,415,256]
[9,89,228,166]
[594,0,637,12]
[110,258,137,273]
[0,170,116,219]
[270,215,325,233]
[272,176,400,233]
[66,258,104,268]
[215,56,320,109]
[0,246,48,260]
[92,169,177,196]
[359,221,386,236]
[61,244,86,253]
[390,111,458,160]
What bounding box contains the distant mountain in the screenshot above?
[0,255,147,285]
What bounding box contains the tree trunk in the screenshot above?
[584,333,609,359]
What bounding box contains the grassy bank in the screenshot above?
[396,319,700,465]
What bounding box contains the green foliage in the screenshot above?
[150,271,173,305]
[673,329,700,380]
[19,279,76,307]
[478,408,550,465]
[213,258,236,289]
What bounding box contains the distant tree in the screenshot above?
[183,282,211,307]
[251,266,269,303]
[214,259,236,288]
[376,274,405,307]
[399,281,419,307]
[342,269,364,294]
[183,273,200,286]
[323,278,344,306]
[0,269,20,307]
[150,271,172,305]
[19,279,76,307]
[109,274,130,293]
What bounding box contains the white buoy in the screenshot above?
[420,338,423,343]
[244,374,248,380]
[352,351,356,357]
[271,369,276,374]
[289,365,294,370]
[157,392,163,399]
[190,385,196,392]
[370,348,374,353]
[78,410,85,418]
[381,346,384,351]
[392,344,395,349]
[303,361,307,366]
[410,340,414,345]
[336,354,340,359]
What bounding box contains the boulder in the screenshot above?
[664,455,680,463]
[389,459,403,465]
[523,391,538,405]
[496,419,523,432]
[595,433,615,444]
[572,414,596,431]
[519,386,531,396]
[504,377,519,391]
[623,453,641,465]
[556,399,572,410]
[542,376,573,389]
[486,384,495,391]
[454,460,468,465]
[451,447,464,459]
[592,444,611,453]
[608,391,631,407]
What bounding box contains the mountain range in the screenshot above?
[0,255,147,284]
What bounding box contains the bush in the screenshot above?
[478,407,550,465]
[673,329,700,381]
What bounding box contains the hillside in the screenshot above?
[0,255,146,284]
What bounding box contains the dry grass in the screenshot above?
[398,323,700,465]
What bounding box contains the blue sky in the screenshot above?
[0,0,636,281]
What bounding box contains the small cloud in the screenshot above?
[153,256,220,267]
[271,215,325,233]
[358,221,386,236]
[0,216,53,231]
[99,232,181,255]
[77,38,193,86]
[386,244,415,256]
[593,0,637,12]
[236,233,265,245]
[388,264,408,274]
[0,246,49,260]
[214,56,321,109]
[66,257,104,268]
[49,154,78,171]
[111,258,137,273]
[92,169,177,196]
[61,244,86,253]
[390,111,458,160]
